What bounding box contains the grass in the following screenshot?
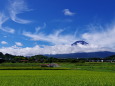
[0,70,115,86]
[0,62,115,72]
[0,63,40,67]
[59,62,115,72]
[0,63,70,70]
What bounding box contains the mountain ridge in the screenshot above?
[46,51,115,58]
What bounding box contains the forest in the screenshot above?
[0,52,115,63]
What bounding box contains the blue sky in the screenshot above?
[0,0,115,56]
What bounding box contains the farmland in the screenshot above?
[0,62,115,72]
[0,70,115,86]
[0,62,115,86]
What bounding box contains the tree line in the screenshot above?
[0,52,115,63]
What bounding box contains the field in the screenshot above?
[0,62,115,72]
[0,62,115,86]
[0,70,115,86]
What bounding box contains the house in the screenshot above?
[20,60,29,62]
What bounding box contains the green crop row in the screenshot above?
[0,70,115,86]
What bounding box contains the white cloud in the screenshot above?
[15,42,23,46]
[0,13,15,33]
[1,23,115,56]
[63,9,75,16]
[0,0,33,34]
[0,44,109,56]
[35,23,46,34]
[21,23,115,54]
[1,41,8,45]
[0,0,32,33]
[2,27,15,33]
[82,24,115,48]
[8,0,32,24]
[23,29,77,45]
[11,22,115,56]
[0,13,8,25]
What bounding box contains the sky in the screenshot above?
[0,0,115,56]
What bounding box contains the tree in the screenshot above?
[5,53,14,61]
[0,58,5,63]
[0,52,4,58]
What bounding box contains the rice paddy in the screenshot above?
[0,62,115,86]
[0,70,115,86]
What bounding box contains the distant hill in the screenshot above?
[46,51,115,58]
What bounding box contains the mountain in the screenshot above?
[46,41,115,58]
[47,41,115,58]
[71,41,88,46]
[46,51,115,58]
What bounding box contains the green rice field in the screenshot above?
[0,70,115,86]
[0,62,115,86]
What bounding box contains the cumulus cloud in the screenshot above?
[15,42,23,46]
[23,29,77,45]
[1,41,8,45]
[8,0,32,24]
[0,13,15,33]
[0,44,109,56]
[63,9,75,16]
